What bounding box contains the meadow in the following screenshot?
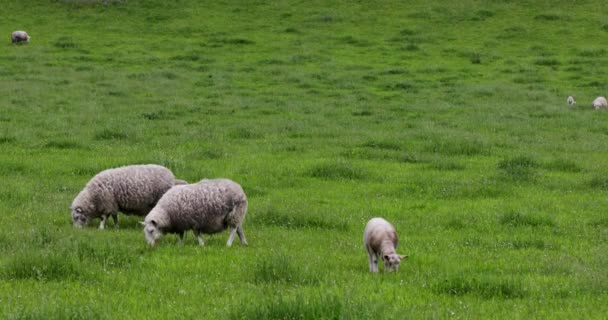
[1,0,608,318]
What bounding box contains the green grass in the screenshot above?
[1,0,608,318]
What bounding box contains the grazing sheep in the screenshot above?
[567,96,576,106]
[11,31,30,44]
[592,96,608,110]
[364,217,408,272]
[71,164,186,229]
[142,178,248,247]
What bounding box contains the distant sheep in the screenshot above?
[11,31,30,44]
[567,96,576,106]
[364,217,408,272]
[71,164,186,229]
[142,178,248,247]
[592,96,607,110]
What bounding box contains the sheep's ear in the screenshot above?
[399,255,409,260]
[139,221,146,226]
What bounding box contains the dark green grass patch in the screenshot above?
[229,127,263,139]
[497,156,538,181]
[0,135,16,144]
[75,239,140,268]
[434,275,527,299]
[44,140,85,150]
[499,211,555,228]
[362,140,402,151]
[93,128,134,141]
[307,161,367,180]
[426,138,487,156]
[588,176,608,191]
[232,293,347,320]
[53,36,78,49]
[251,206,349,231]
[542,159,581,173]
[2,251,81,281]
[252,253,320,285]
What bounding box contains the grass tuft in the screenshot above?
[252,253,320,285]
[232,293,343,320]
[497,156,538,181]
[252,206,349,231]
[2,251,81,281]
[499,211,555,227]
[588,176,608,190]
[434,275,526,299]
[94,128,133,141]
[307,161,367,180]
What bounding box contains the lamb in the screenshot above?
[71,164,186,229]
[592,96,608,110]
[364,217,408,272]
[567,96,576,106]
[11,31,30,44]
[142,178,248,247]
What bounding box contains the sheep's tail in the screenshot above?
[174,179,188,185]
[226,199,248,227]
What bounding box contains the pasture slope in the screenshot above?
[1,0,607,319]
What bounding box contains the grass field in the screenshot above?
[1,0,608,318]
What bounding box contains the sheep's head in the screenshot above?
[142,219,162,246]
[71,206,90,228]
[71,189,95,228]
[383,253,408,272]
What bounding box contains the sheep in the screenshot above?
[11,31,30,44]
[71,164,186,229]
[364,217,408,272]
[142,178,248,247]
[567,96,576,106]
[592,96,608,110]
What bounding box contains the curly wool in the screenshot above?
[71,164,180,226]
[145,178,247,242]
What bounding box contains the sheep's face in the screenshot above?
[383,254,408,272]
[71,207,90,228]
[143,220,162,246]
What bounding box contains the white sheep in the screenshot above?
[11,31,30,44]
[364,217,408,272]
[592,96,608,110]
[567,96,576,106]
[142,178,248,247]
[71,164,186,229]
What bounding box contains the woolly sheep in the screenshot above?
[71,164,186,229]
[364,217,408,272]
[11,31,30,44]
[567,96,576,106]
[142,178,248,247]
[592,96,607,110]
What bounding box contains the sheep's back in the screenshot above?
[158,179,246,232]
[89,165,175,213]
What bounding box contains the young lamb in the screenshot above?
[11,31,30,44]
[142,178,248,247]
[364,217,408,272]
[71,164,186,229]
[567,96,576,106]
[592,96,608,110]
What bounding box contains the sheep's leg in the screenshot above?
[178,231,185,245]
[368,250,378,272]
[111,214,118,228]
[226,228,237,247]
[194,231,205,246]
[236,225,248,246]
[99,215,107,230]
